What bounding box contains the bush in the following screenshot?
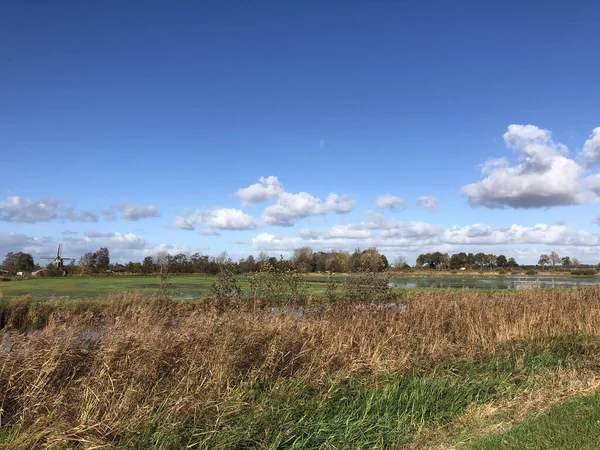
[497,268,507,275]
[248,260,307,307]
[571,269,597,276]
[344,269,391,302]
[526,269,538,275]
[207,261,242,310]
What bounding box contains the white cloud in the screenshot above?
[0,196,57,223]
[235,176,284,205]
[417,196,438,211]
[247,212,600,264]
[100,208,117,221]
[374,194,407,210]
[461,124,593,208]
[581,127,600,167]
[61,207,99,223]
[199,230,220,236]
[119,203,160,221]
[262,192,356,227]
[173,208,258,231]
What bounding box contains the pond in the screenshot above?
[389,275,599,290]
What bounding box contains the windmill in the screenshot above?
[40,243,76,271]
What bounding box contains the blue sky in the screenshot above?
[2,1,600,265]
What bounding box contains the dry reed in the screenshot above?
[1,287,600,448]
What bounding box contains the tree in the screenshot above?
[474,253,487,269]
[95,247,110,273]
[449,252,469,269]
[561,256,572,267]
[572,257,581,268]
[1,252,35,274]
[549,251,560,268]
[79,252,97,274]
[291,247,313,273]
[538,254,550,268]
[141,256,155,274]
[507,257,518,267]
[496,255,508,267]
[154,251,170,274]
[393,256,407,269]
[215,251,228,267]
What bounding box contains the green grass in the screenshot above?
[465,393,600,449]
[2,272,600,301]
[0,275,222,299]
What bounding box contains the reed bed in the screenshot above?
[1,287,600,448]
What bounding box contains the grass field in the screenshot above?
[2,272,600,300]
[2,287,600,448]
[0,274,351,299]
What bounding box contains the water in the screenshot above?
[389,275,599,290]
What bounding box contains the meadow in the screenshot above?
[2,284,600,449]
[1,271,599,300]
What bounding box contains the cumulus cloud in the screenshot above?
[374,194,407,210]
[248,219,600,265]
[100,208,117,221]
[173,208,258,231]
[199,230,221,236]
[461,124,592,209]
[0,230,151,263]
[61,207,99,223]
[119,203,160,221]
[417,196,438,211]
[235,176,284,205]
[0,196,57,223]
[262,192,356,226]
[581,127,600,167]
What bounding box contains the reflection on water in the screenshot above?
[389,275,599,290]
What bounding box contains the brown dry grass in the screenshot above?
[1,287,600,448]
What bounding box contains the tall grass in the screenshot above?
[1,287,600,448]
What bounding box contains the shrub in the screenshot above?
[526,269,538,275]
[207,261,243,310]
[344,269,391,302]
[571,268,597,276]
[248,260,307,306]
[497,268,507,275]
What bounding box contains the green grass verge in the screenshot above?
[465,393,600,450]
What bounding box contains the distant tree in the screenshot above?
[561,256,572,267]
[95,247,110,273]
[41,262,63,277]
[549,251,560,268]
[496,255,508,267]
[215,251,228,267]
[1,252,35,274]
[393,256,407,269]
[291,247,313,273]
[449,252,469,269]
[141,256,155,274]
[507,257,518,267]
[538,254,550,268]
[474,253,487,269]
[79,252,97,274]
[572,257,581,268]
[154,251,170,274]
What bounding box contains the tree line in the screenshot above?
[415,252,518,270]
[0,247,594,277]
